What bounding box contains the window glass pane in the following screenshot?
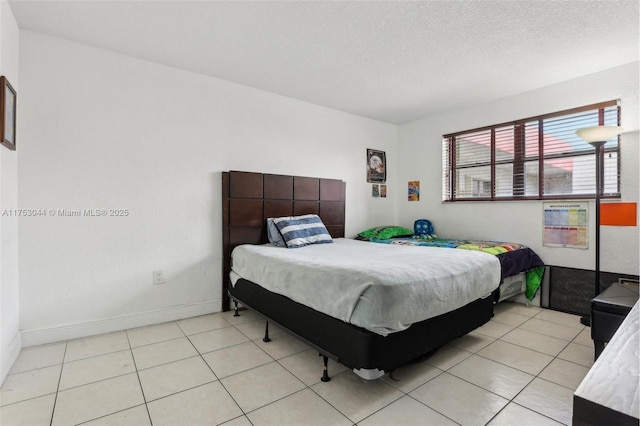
[524,160,539,196]
[543,111,597,159]
[603,107,620,148]
[495,163,513,197]
[544,110,599,152]
[545,154,594,195]
[495,126,513,162]
[524,121,539,160]
[456,130,491,166]
[456,166,490,198]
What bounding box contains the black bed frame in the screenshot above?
[222,170,494,380]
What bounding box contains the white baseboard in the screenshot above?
[21,299,222,348]
[1,331,22,385]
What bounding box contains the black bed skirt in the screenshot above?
[229,279,495,373]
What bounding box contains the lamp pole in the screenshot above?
[580,141,605,327]
[575,125,622,327]
[591,141,606,298]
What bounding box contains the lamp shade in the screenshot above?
[576,125,623,144]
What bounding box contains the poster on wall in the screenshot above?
[380,184,387,198]
[543,202,588,249]
[408,181,420,201]
[372,184,380,197]
[366,149,386,183]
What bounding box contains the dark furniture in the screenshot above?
[221,170,495,380]
[231,277,493,376]
[591,282,639,359]
[574,298,639,426]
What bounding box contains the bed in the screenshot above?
[357,235,545,303]
[221,170,500,380]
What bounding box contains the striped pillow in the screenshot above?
[266,218,286,247]
[272,214,333,248]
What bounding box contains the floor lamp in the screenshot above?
[575,125,623,327]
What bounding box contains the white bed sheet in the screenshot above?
[230,238,501,336]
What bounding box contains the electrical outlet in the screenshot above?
[153,270,165,285]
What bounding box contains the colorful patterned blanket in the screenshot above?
[363,237,545,300]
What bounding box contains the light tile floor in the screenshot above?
[0,302,593,425]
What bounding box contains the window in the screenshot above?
[442,100,621,201]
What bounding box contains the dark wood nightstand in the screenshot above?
[591,282,639,360]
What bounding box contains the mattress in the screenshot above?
[230,238,500,336]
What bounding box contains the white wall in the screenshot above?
[0,0,20,384]
[397,62,639,277]
[18,31,397,346]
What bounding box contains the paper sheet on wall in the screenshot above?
[543,202,588,249]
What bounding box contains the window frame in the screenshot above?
[443,100,621,202]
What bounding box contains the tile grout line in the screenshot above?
[505,306,590,422]
[345,364,455,425]
[474,321,587,367]
[184,320,255,422]
[426,367,515,425]
[483,308,583,425]
[125,326,155,426]
[405,392,461,425]
[514,331,582,424]
[48,341,68,426]
[257,326,374,425]
[350,391,409,425]
[145,311,306,423]
[303,368,364,424]
[482,320,588,389]
[426,309,585,425]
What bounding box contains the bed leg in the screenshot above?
[263,321,272,342]
[233,300,240,317]
[320,354,331,382]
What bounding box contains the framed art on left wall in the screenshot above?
[0,76,16,151]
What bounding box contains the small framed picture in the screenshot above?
[372,184,380,197]
[0,76,16,151]
[367,149,386,183]
[408,181,420,201]
[380,184,387,198]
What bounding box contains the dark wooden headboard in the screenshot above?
[221,171,346,311]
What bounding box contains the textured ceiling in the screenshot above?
[8,0,640,124]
